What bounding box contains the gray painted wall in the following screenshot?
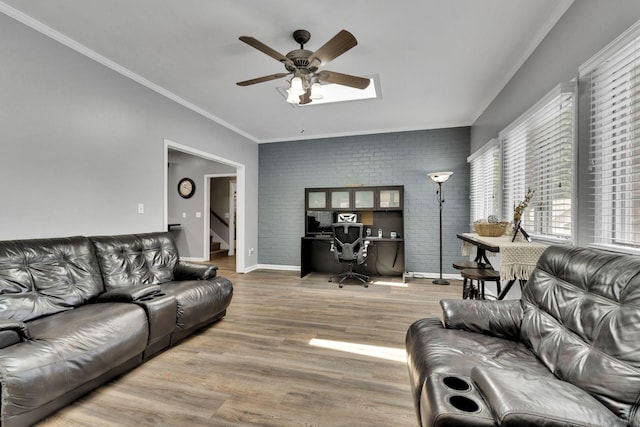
[472,1,640,151]
[0,13,259,266]
[471,1,640,247]
[258,128,470,274]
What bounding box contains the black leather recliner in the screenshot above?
[406,245,640,427]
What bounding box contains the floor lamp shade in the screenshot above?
[427,171,453,184]
[428,171,453,285]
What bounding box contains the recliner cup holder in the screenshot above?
[443,376,471,391]
[422,374,494,425]
[449,395,480,413]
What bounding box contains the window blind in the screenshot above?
[581,23,640,250]
[468,139,500,223]
[500,82,575,240]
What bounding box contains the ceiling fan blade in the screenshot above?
[236,73,290,86]
[239,36,295,68]
[299,88,312,105]
[308,30,358,67]
[317,71,370,90]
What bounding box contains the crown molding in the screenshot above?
[0,2,259,144]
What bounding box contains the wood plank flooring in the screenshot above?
[37,259,462,426]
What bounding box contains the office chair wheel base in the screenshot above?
[364,283,369,288]
[339,283,343,288]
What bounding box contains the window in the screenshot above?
[581,21,640,250]
[500,82,575,241]
[468,139,500,223]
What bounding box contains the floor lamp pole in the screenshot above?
[427,171,452,286]
[433,181,449,285]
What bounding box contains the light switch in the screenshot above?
[137,203,144,214]
[182,212,187,218]
[195,211,202,218]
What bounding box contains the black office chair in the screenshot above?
[328,222,369,288]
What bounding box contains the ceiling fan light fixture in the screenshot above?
[290,77,304,96]
[310,82,324,100]
[286,89,300,104]
[237,29,370,106]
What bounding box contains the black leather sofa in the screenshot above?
[0,232,233,426]
[406,245,640,427]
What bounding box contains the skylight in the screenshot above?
[277,78,378,107]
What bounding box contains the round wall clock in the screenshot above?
[178,178,195,199]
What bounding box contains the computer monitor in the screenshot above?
[307,210,334,235]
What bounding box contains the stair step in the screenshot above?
[210,249,229,260]
[210,241,221,251]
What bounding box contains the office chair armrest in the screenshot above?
[329,240,340,262]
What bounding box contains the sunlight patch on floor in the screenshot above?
[309,338,407,363]
[370,280,408,288]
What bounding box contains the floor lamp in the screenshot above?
[427,171,453,285]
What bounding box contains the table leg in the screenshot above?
[473,248,492,267]
[498,279,526,300]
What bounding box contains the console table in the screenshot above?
[301,185,405,278]
[457,233,548,299]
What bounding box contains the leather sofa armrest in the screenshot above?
[0,320,30,348]
[471,366,625,427]
[174,261,218,280]
[440,299,522,340]
[97,284,162,302]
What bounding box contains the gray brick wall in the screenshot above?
[258,127,470,274]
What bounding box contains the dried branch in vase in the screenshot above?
[514,188,534,220]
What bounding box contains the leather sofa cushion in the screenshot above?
[520,246,640,423]
[159,277,233,331]
[90,233,178,291]
[471,366,625,427]
[0,303,147,419]
[0,236,104,321]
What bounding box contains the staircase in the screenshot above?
[210,240,229,260]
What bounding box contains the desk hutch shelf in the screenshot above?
[301,185,405,278]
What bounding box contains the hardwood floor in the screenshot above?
[37,260,462,426]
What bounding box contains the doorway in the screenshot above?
[164,139,245,273]
[205,174,236,260]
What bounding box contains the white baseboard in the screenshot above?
[241,267,461,280]
[404,272,462,281]
[253,264,301,272]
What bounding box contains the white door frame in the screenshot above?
[164,139,246,273]
[229,180,236,256]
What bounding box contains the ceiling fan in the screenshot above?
[236,29,370,105]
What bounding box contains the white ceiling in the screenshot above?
[1,0,573,143]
